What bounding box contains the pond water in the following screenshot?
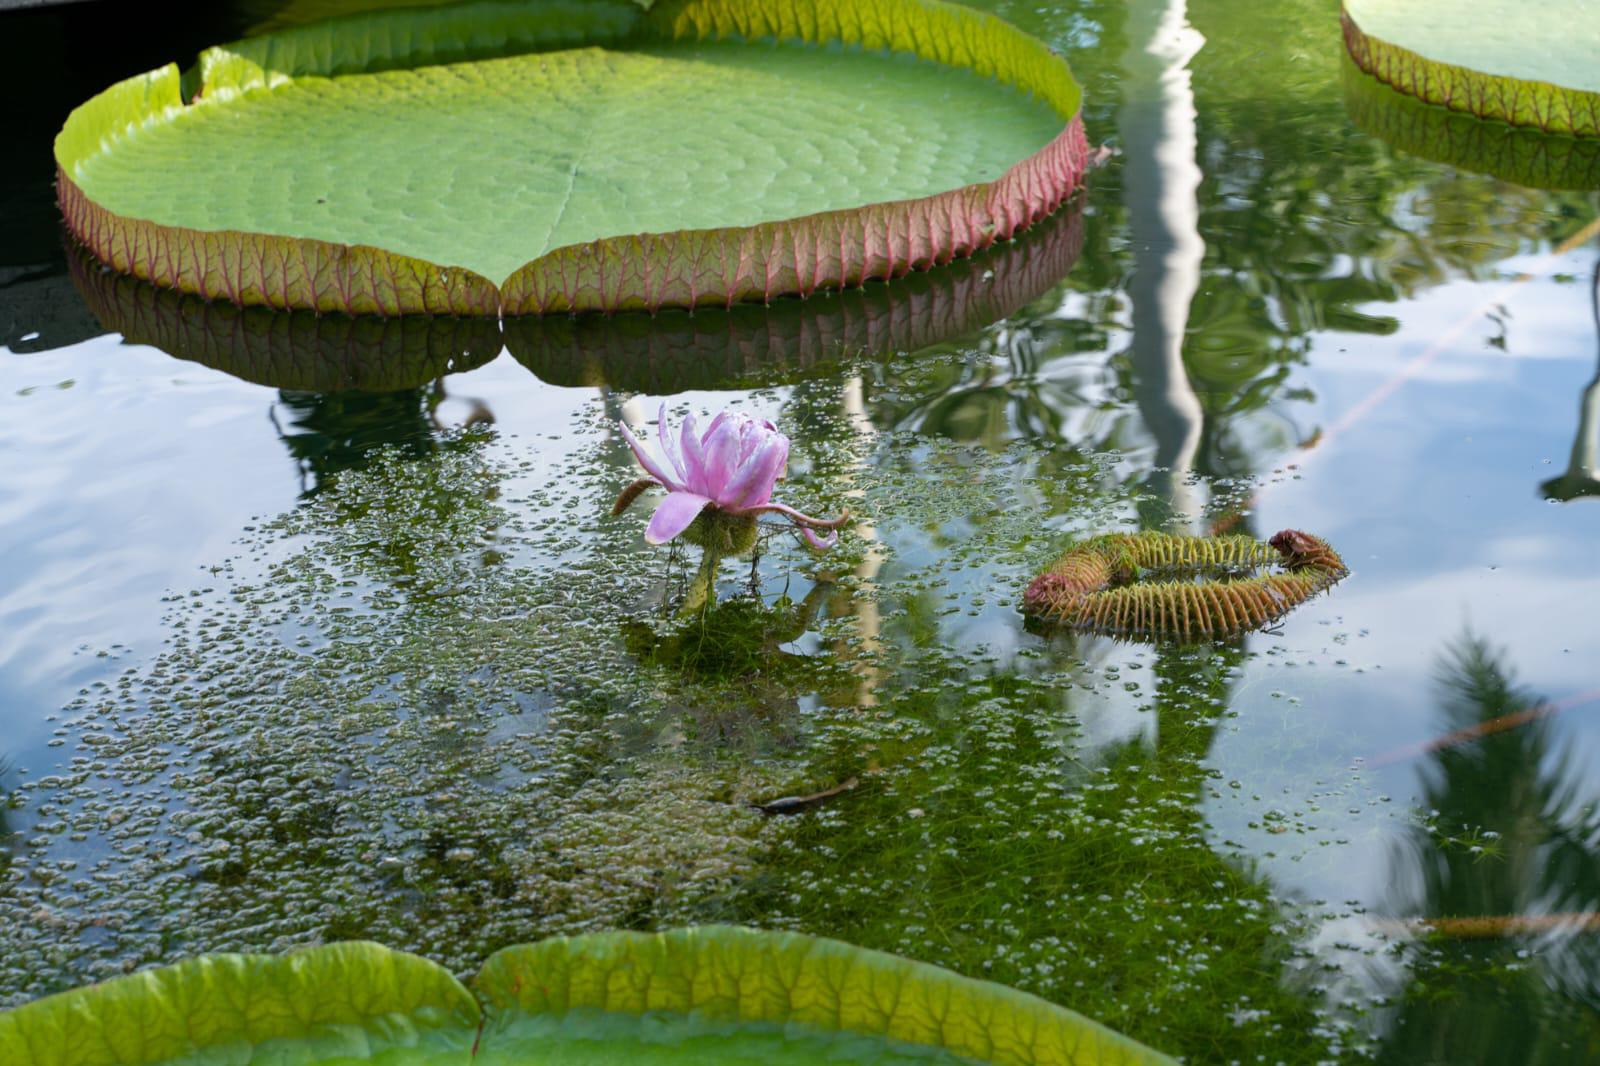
[3,0,1599,1062]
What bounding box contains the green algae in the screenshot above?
[0,377,1370,1063]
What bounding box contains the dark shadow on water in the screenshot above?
[272,387,449,496]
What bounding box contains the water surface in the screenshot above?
[2,0,1599,1061]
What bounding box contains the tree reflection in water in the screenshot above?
[1376,633,1600,1062]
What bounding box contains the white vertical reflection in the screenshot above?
[1119,0,1207,531]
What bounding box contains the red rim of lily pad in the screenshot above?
[55,0,1091,317]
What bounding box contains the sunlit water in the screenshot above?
[2,0,1599,1061]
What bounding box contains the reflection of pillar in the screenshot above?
[1541,260,1600,503]
[1120,0,1207,531]
[842,376,885,707]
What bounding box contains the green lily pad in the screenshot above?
[506,198,1084,391]
[1342,56,1600,190]
[55,0,1088,316]
[1341,0,1600,137]
[67,245,503,391]
[0,941,480,1065]
[66,200,1082,393]
[0,929,1173,1065]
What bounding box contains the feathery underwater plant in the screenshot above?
[615,405,847,613]
[1023,529,1347,641]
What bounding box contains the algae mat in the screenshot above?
[56,0,1089,316]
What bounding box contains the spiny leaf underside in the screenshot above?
[1022,531,1348,642]
[1341,8,1600,138]
[56,0,1089,317]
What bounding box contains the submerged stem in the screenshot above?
[681,546,722,617]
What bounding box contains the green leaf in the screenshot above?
[0,930,1172,1064]
[0,942,480,1065]
[55,0,1088,315]
[1341,55,1600,191]
[473,927,1175,1065]
[1342,0,1600,137]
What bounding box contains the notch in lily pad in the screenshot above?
[55,0,1091,317]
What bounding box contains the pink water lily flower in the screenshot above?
[618,405,847,550]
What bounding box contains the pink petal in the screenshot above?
[701,411,733,445]
[679,411,708,494]
[800,526,838,550]
[619,419,681,490]
[722,433,789,510]
[699,416,744,501]
[655,403,685,482]
[737,418,772,464]
[644,491,712,545]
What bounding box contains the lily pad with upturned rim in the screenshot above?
[65,196,1085,393]
[1341,0,1600,138]
[1341,55,1600,191]
[0,927,1175,1065]
[55,0,1090,317]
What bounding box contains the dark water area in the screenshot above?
[2,0,1599,1061]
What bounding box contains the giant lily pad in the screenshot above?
[66,198,1083,392]
[55,0,1089,317]
[0,928,1173,1064]
[1341,56,1600,191]
[1341,0,1600,137]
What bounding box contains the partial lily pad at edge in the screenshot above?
[476,927,1174,1066]
[55,0,1090,316]
[1342,56,1600,191]
[0,929,1175,1065]
[1341,0,1600,138]
[0,941,481,1066]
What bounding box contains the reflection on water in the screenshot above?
[1375,633,1600,1062]
[2,0,1600,1061]
[505,203,1084,393]
[1543,262,1600,502]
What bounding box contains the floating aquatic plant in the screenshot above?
[1341,54,1600,191]
[616,406,846,612]
[55,0,1089,315]
[1022,530,1347,641]
[0,928,1174,1065]
[1341,0,1600,138]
